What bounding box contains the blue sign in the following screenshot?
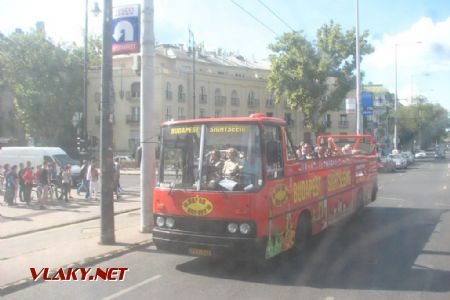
[112,5,140,55]
[361,91,374,116]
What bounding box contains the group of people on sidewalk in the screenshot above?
[76,158,122,201]
[0,160,73,209]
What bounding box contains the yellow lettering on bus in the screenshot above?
[327,169,351,192]
[293,176,321,204]
[209,126,248,133]
[170,127,199,135]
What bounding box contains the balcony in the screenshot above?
[126,91,140,102]
[338,120,349,128]
[126,115,140,125]
[215,96,226,106]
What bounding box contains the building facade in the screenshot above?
[87,44,357,155]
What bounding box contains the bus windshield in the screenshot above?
[158,123,263,192]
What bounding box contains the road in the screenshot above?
[5,158,450,300]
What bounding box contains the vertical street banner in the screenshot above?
[345,98,356,114]
[362,91,374,116]
[112,5,140,55]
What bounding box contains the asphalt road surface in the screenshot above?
[6,158,450,300]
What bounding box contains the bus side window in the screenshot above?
[263,126,283,179]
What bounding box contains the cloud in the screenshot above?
[362,17,450,109]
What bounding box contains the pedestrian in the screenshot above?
[77,160,88,195]
[61,164,72,202]
[39,161,50,209]
[22,161,33,206]
[18,163,25,202]
[113,158,122,201]
[84,160,93,199]
[5,165,18,206]
[89,163,99,201]
[0,165,4,196]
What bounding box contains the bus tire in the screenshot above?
[371,184,378,202]
[294,212,312,252]
[356,189,364,213]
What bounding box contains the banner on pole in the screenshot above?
[112,5,140,55]
[345,98,356,114]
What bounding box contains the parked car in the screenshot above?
[388,154,408,169]
[414,150,427,159]
[113,155,133,162]
[401,151,415,165]
[434,150,446,159]
[377,155,396,173]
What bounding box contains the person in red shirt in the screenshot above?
[22,161,34,205]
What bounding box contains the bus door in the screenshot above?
[263,125,295,258]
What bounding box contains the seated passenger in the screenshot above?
[206,150,224,189]
[314,146,326,159]
[342,143,353,155]
[299,143,314,160]
[222,148,240,181]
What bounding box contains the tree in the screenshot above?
[0,30,83,155]
[396,97,448,149]
[267,21,374,134]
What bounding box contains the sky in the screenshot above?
[1,0,450,110]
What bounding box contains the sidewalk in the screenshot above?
[0,189,153,293]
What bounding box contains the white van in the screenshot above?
[0,147,81,182]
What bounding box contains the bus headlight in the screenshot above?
[239,223,251,235]
[156,216,165,227]
[227,223,238,234]
[165,217,175,228]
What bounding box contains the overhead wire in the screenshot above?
[257,0,295,32]
[229,0,278,36]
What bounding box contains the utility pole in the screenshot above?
[100,0,115,244]
[355,0,361,134]
[140,0,156,232]
[189,29,196,119]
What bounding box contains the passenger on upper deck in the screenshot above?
[299,143,314,160]
[314,146,326,159]
[342,144,353,155]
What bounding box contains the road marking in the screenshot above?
[102,275,162,300]
[378,196,405,202]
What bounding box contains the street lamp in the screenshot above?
[393,41,422,150]
[83,0,101,158]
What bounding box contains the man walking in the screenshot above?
[39,161,50,209]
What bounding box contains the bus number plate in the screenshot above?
[189,248,212,257]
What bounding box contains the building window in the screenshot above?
[199,109,206,118]
[266,112,273,117]
[177,107,185,119]
[247,90,258,107]
[131,82,140,98]
[266,95,274,108]
[231,90,239,106]
[325,113,331,128]
[178,84,185,102]
[339,114,349,128]
[165,106,172,120]
[214,88,226,106]
[231,110,238,117]
[215,110,221,118]
[165,82,172,100]
[303,132,312,145]
[200,86,207,104]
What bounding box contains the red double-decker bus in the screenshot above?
[152,113,378,260]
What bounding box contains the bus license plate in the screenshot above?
[189,248,212,257]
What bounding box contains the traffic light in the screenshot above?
[77,136,86,155]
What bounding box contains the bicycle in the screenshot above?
[32,183,59,201]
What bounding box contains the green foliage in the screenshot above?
[396,98,448,148]
[0,30,83,152]
[268,21,374,133]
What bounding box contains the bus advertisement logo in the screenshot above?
[271,184,288,207]
[182,195,213,216]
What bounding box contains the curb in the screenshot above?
[0,239,153,296]
[0,208,140,240]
